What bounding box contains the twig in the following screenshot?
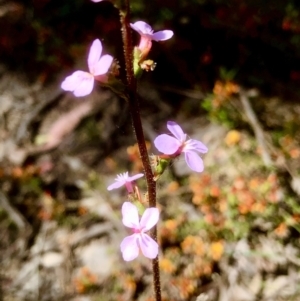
[0,191,30,231]
[70,223,113,248]
[0,191,32,253]
[15,85,63,143]
[239,90,273,167]
[157,85,205,100]
[239,90,300,197]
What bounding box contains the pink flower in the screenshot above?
[120,202,159,261]
[130,21,173,58]
[154,121,208,172]
[61,39,113,97]
[107,172,144,193]
[91,0,103,2]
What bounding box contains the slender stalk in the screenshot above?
[127,93,161,301]
[121,0,135,91]
[120,1,161,300]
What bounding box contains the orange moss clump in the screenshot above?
[78,206,88,216]
[160,219,182,243]
[279,135,300,159]
[73,267,98,294]
[210,185,221,198]
[123,275,136,293]
[171,278,197,300]
[212,80,240,108]
[189,174,210,205]
[232,174,280,215]
[209,241,224,261]
[225,130,241,146]
[167,181,180,193]
[37,192,54,221]
[104,157,117,170]
[274,222,288,238]
[189,174,226,227]
[160,258,176,274]
[181,235,205,256]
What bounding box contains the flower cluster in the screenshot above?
[107,171,159,261]
[61,11,208,264]
[61,20,173,97]
[105,121,207,262]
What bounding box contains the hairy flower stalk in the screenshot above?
[60,0,177,299]
[120,1,162,300]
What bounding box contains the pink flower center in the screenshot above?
[173,136,188,156]
[133,227,142,234]
[125,181,134,193]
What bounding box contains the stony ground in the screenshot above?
[1,66,300,301]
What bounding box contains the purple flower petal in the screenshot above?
[117,172,129,180]
[186,139,208,153]
[127,173,144,182]
[73,77,94,97]
[152,30,174,41]
[167,121,185,141]
[154,121,207,173]
[124,182,134,193]
[154,134,181,155]
[61,70,84,91]
[61,71,94,97]
[139,233,158,259]
[120,234,139,261]
[107,181,125,191]
[88,39,102,73]
[184,151,204,172]
[130,21,153,35]
[93,54,113,76]
[62,38,114,97]
[140,208,159,231]
[122,202,140,228]
[107,172,143,192]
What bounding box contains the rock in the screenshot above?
[263,276,289,299]
[76,239,117,280]
[41,252,64,268]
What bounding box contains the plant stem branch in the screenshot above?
[120,1,161,300]
[0,191,32,252]
[121,0,135,91]
[240,90,273,167]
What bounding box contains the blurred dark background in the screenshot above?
[1,0,300,98]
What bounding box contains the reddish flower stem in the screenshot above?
[120,1,161,300]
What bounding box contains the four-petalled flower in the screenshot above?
[61,39,113,97]
[154,121,208,172]
[130,21,173,60]
[120,202,159,261]
[107,172,144,193]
